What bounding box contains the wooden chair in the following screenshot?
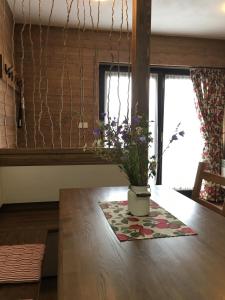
[192,162,225,216]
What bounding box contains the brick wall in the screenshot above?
[0,0,16,148]
[14,24,225,148]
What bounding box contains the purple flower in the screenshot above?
[117,125,122,133]
[111,120,117,127]
[179,131,185,137]
[122,118,128,124]
[93,128,101,137]
[171,134,178,142]
[132,116,140,125]
[100,112,106,118]
[139,136,146,143]
[122,132,129,142]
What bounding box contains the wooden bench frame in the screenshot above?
[192,162,225,216]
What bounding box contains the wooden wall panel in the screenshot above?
[0,0,16,149]
[151,35,225,67]
[14,24,225,149]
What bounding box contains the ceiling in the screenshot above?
[7,0,225,40]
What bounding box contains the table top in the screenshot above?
[59,186,225,300]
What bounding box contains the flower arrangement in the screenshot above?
[92,115,184,187]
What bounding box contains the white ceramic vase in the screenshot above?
[128,186,151,217]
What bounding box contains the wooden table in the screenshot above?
[59,186,225,300]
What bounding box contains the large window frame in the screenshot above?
[99,64,191,186]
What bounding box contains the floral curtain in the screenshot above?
[190,68,225,202]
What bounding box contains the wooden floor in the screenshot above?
[0,202,59,230]
[0,202,59,300]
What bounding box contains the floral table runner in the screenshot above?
[99,200,197,242]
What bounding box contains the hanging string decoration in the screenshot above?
[12,0,18,148]
[44,0,55,148]
[2,0,9,148]
[67,67,73,148]
[116,0,124,124]
[90,0,100,136]
[59,0,74,148]
[11,0,131,150]
[76,0,83,147]
[80,0,87,147]
[28,0,37,148]
[20,0,28,148]
[125,0,131,122]
[106,0,116,124]
[37,0,46,147]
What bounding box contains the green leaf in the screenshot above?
[153,233,168,238]
[131,232,141,237]
[143,222,152,226]
[111,225,119,232]
[174,231,184,236]
[121,218,128,224]
[143,219,151,222]
[170,221,183,226]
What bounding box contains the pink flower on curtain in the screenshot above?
[191,68,225,202]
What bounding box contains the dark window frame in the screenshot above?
[99,63,190,186]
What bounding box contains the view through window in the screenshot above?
[101,66,204,190]
[162,75,204,189]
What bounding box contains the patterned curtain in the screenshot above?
[190,68,225,202]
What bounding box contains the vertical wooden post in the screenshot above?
[131,0,151,119]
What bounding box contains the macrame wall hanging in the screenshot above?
[0,0,131,149]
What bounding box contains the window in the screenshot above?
[105,70,132,122]
[162,74,204,189]
[99,65,203,190]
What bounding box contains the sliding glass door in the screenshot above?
[100,65,203,190]
[162,75,203,189]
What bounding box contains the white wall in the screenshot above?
[0,165,128,204]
